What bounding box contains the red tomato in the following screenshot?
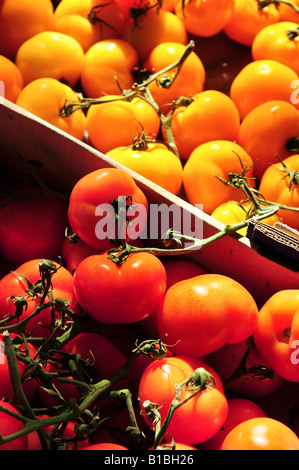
[162,259,208,288]
[61,234,100,273]
[67,168,148,251]
[80,442,128,450]
[153,274,258,357]
[138,355,228,445]
[254,290,299,382]
[200,398,267,450]
[0,400,28,450]
[209,337,285,397]
[0,259,79,337]
[73,251,167,324]
[0,188,68,265]
[220,417,299,450]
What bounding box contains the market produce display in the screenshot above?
[0,0,299,452]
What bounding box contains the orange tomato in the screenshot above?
[252,21,299,75]
[175,0,234,37]
[163,90,240,161]
[106,141,183,195]
[237,100,299,181]
[122,8,187,62]
[223,0,280,47]
[0,0,54,60]
[143,41,205,112]
[278,0,299,21]
[230,59,299,120]
[182,140,255,215]
[16,77,86,140]
[15,31,84,88]
[86,95,161,154]
[0,55,24,103]
[258,154,299,230]
[80,39,138,98]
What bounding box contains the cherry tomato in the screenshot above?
[15,31,84,88]
[258,154,299,230]
[67,168,148,251]
[153,273,259,357]
[80,39,138,98]
[237,100,299,181]
[220,417,299,450]
[200,398,267,450]
[143,41,205,112]
[0,188,68,265]
[106,141,183,195]
[16,77,87,140]
[252,21,299,75]
[0,400,28,450]
[86,96,160,154]
[122,8,187,62]
[230,59,299,120]
[175,0,235,37]
[182,140,255,214]
[164,90,240,161]
[138,355,228,445]
[254,290,299,383]
[0,259,79,337]
[73,251,167,324]
[223,0,280,47]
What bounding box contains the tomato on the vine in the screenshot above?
[67,168,148,251]
[138,355,228,445]
[0,400,28,450]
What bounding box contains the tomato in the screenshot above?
[149,442,198,450]
[138,355,228,445]
[200,398,267,450]
[122,8,187,62]
[73,251,167,324]
[220,417,299,450]
[143,41,205,112]
[162,258,208,288]
[175,0,235,37]
[182,140,255,214]
[223,0,280,47]
[15,31,84,88]
[209,337,285,397]
[86,95,160,154]
[0,188,68,265]
[0,400,28,450]
[237,100,299,181]
[163,90,240,161]
[0,0,54,60]
[0,54,24,103]
[252,21,299,75]
[211,201,248,237]
[0,333,38,402]
[80,39,138,98]
[15,78,86,140]
[61,234,100,274]
[258,154,299,230]
[254,290,299,383]
[106,141,183,195]
[152,273,259,357]
[278,0,299,21]
[80,443,129,450]
[230,59,299,120]
[67,168,148,251]
[0,258,79,337]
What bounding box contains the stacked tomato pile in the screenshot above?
[0,0,299,452]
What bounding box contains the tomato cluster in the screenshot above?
[0,0,298,452]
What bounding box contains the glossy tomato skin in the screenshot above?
[0,259,79,337]
[254,290,299,382]
[106,142,183,195]
[73,251,167,324]
[0,400,28,450]
[138,356,228,445]
[67,168,148,251]
[220,417,299,450]
[0,188,68,265]
[199,398,267,450]
[165,90,240,161]
[153,274,259,358]
[258,154,299,231]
